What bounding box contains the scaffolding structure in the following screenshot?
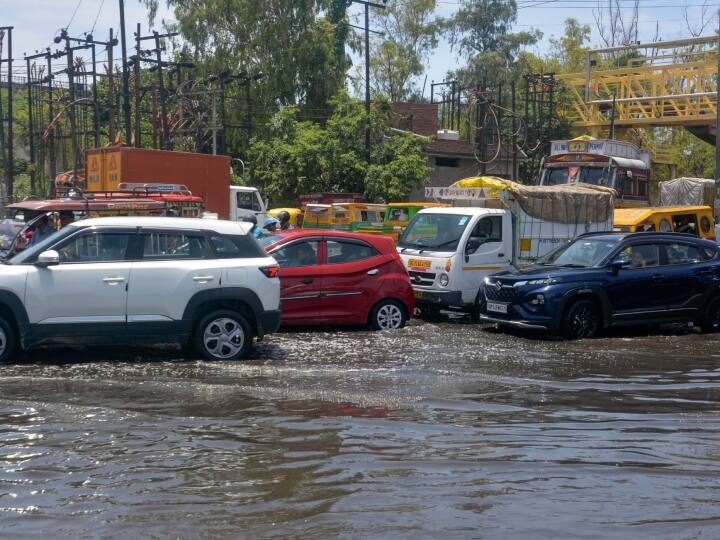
[557,36,719,131]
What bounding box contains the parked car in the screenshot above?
[263,230,414,330]
[480,232,720,339]
[0,217,281,362]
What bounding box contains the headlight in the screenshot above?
[529,294,545,305]
[527,278,559,286]
[439,273,450,287]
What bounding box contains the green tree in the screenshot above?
[249,93,430,203]
[369,0,443,101]
[548,18,591,73]
[447,0,540,85]
[143,0,354,145]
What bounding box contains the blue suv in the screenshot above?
[481,232,720,339]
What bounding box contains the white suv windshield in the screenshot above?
[399,213,472,252]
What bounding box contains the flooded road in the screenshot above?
[2,320,720,539]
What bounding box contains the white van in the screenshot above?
[396,183,615,317]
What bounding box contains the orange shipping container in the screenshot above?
[85,147,232,219]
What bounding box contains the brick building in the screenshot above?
[390,102,525,200]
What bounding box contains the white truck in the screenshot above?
[397,181,615,317]
[229,185,270,224]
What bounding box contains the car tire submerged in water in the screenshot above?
[562,299,600,339]
[700,296,720,333]
[0,315,16,364]
[194,310,252,360]
[370,299,407,331]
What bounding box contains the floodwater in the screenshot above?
[1,319,720,539]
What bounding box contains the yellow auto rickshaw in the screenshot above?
[614,206,716,239]
[302,204,333,229]
[332,203,386,232]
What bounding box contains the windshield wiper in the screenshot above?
[427,237,461,250]
[557,263,587,268]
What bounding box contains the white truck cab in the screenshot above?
[397,182,615,317]
[230,186,269,224]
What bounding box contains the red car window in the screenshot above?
[326,240,379,264]
[271,240,320,268]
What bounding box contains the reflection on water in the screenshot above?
[1,321,720,538]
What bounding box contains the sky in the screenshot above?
[2,0,718,95]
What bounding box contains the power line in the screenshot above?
[91,0,107,35]
[65,0,84,31]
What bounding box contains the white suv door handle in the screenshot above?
[367,269,379,275]
[102,277,126,285]
[193,275,215,283]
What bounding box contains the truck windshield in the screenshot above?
[399,213,472,252]
[542,166,609,186]
[541,237,621,268]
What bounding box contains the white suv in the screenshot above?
[0,216,281,362]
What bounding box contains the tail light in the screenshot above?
[259,265,280,278]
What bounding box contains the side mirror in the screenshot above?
[35,250,60,268]
[466,238,481,254]
[609,259,629,274]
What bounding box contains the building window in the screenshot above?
[435,157,459,168]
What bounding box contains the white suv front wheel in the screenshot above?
[195,310,252,360]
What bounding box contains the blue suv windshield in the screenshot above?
[541,237,621,268]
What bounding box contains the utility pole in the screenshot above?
[26,51,50,192]
[715,9,720,187]
[7,27,12,200]
[350,0,386,157]
[0,27,14,199]
[107,29,116,143]
[47,47,56,182]
[119,0,132,143]
[65,34,80,180]
[25,55,35,193]
[153,31,169,149]
[134,23,142,147]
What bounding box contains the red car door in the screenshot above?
[319,238,388,324]
[270,238,324,324]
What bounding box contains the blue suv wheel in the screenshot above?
[562,299,600,339]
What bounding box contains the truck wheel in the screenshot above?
[701,296,720,333]
[562,299,600,339]
[370,300,407,331]
[194,310,252,360]
[0,315,17,364]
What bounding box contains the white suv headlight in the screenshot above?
[438,273,450,287]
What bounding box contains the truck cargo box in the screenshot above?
[85,147,231,218]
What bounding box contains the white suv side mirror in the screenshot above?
[36,250,60,268]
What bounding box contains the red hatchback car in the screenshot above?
[262,230,414,330]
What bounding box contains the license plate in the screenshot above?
[408,258,431,270]
[486,301,508,314]
[414,290,424,299]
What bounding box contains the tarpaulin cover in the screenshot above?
[659,177,716,207]
[450,177,617,224]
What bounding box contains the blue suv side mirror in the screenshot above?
[609,259,631,274]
